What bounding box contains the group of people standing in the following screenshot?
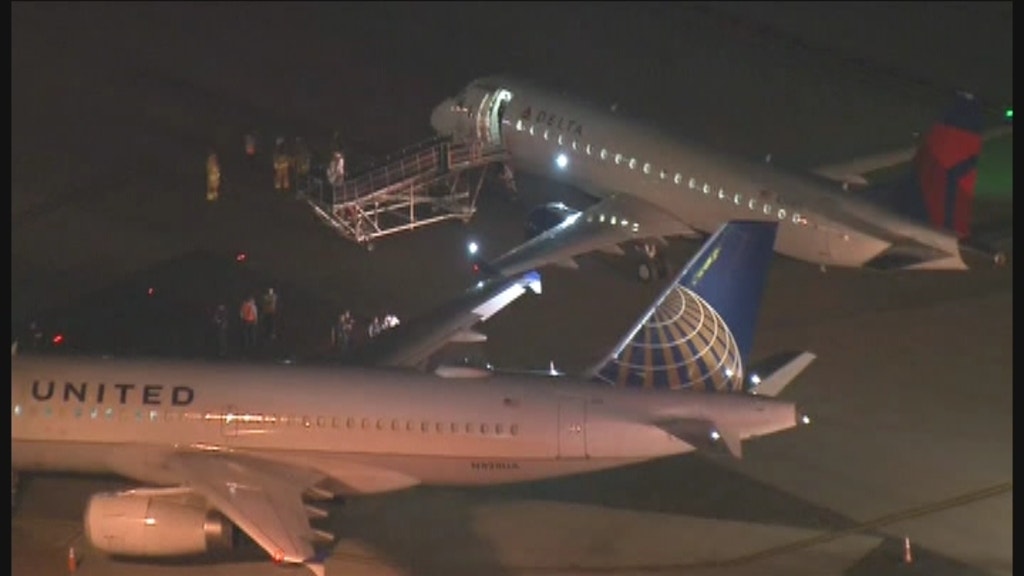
[211,287,279,357]
[205,130,344,202]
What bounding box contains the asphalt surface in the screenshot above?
[12,3,1013,576]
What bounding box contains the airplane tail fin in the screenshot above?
[589,221,779,392]
[864,92,985,240]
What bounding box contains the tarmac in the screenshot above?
[12,4,1012,576]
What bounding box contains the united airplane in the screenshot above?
[12,221,814,576]
[430,75,1011,281]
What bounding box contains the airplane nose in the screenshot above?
[430,99,455,135]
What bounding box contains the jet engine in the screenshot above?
[525,202,580,240]
[84,490,234,557]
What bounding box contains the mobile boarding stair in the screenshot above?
[304,136,507,249]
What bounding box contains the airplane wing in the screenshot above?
[485,193,695,278]
[361,270,542,370]
[811,125,1013,187]
[167,452,329,576]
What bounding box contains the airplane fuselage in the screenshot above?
[431,76,965,270]
[12,354,799,496]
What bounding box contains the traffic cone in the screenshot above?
[902,536,913,564]
[67,546,78,572]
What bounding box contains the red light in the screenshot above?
[236,252,247,263]
[147,287,155,296]
[472,263,479,273]
[52,334,64,345]
[272,551,284,563]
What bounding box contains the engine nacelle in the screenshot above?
[84,491,233,557]
[525,202,580,240]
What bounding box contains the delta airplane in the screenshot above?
[12,221,814,576]
[430,75,1012,281]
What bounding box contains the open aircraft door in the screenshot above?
[557,398,588,459]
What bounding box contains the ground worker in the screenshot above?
[332,309,355,353]
[293,137,311,194]
[261,287,278,341]
[326,149,346,197]
[239,296,259,351]
[272,137,291,192]
[206,151,221,201]
[212,304,229,357]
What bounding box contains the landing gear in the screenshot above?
[636,242,669,283]
[637,259,669,283]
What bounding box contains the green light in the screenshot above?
[1005,108,1013,119]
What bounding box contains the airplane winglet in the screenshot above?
[746,351,816,397]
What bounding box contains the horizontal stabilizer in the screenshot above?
[655,418,743,458]
[746,351,816,397]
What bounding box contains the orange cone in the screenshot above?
[67,546,78,572]
[902,536,913,564]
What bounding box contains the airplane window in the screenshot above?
[13,405,21,417]
[361,418,370,430]
[734,193,742,205]
[674,173,682,185]
[44,407,53,418]
[318,416,328,427]
[510,424,519,436]
[557,134,564,146]
[392,419,400,431]
[660,170,667,180]
[778,208,787,220]
[304,417,312,428]
[718,188,726,200]
[529,125,535,136]
[421,421,430,432]
[450,422,459,433]
[749,198,758,210]
[347,417,355,429]
[703,183,711,194]
[614,153,623,165]
[688,177,697,189]
[481,423,490,434]
[74,407,83,418]
[495,423,504,435]
[135,410,143,421]
[628,158,637,170]
[435,422,444,433]
[465,422,474,433]
[610,216,617,225]
[763,203,773,215]
[572,140,578,151]
[632,222,640,233]
[793,213,805,224]
[643,163,652,174]
[406,420,415,432]
[516,120,524,132]
[543,129,550,140]
[599,214,605,222]
[149,410,159,422]
[376,418,385,430]
[332,417,340,428]
[600,148,608,160]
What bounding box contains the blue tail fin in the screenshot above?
[864,92,984,240]
[590,221,779,391]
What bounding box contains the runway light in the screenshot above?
[555,153,568,169]
[467,241,479,255]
